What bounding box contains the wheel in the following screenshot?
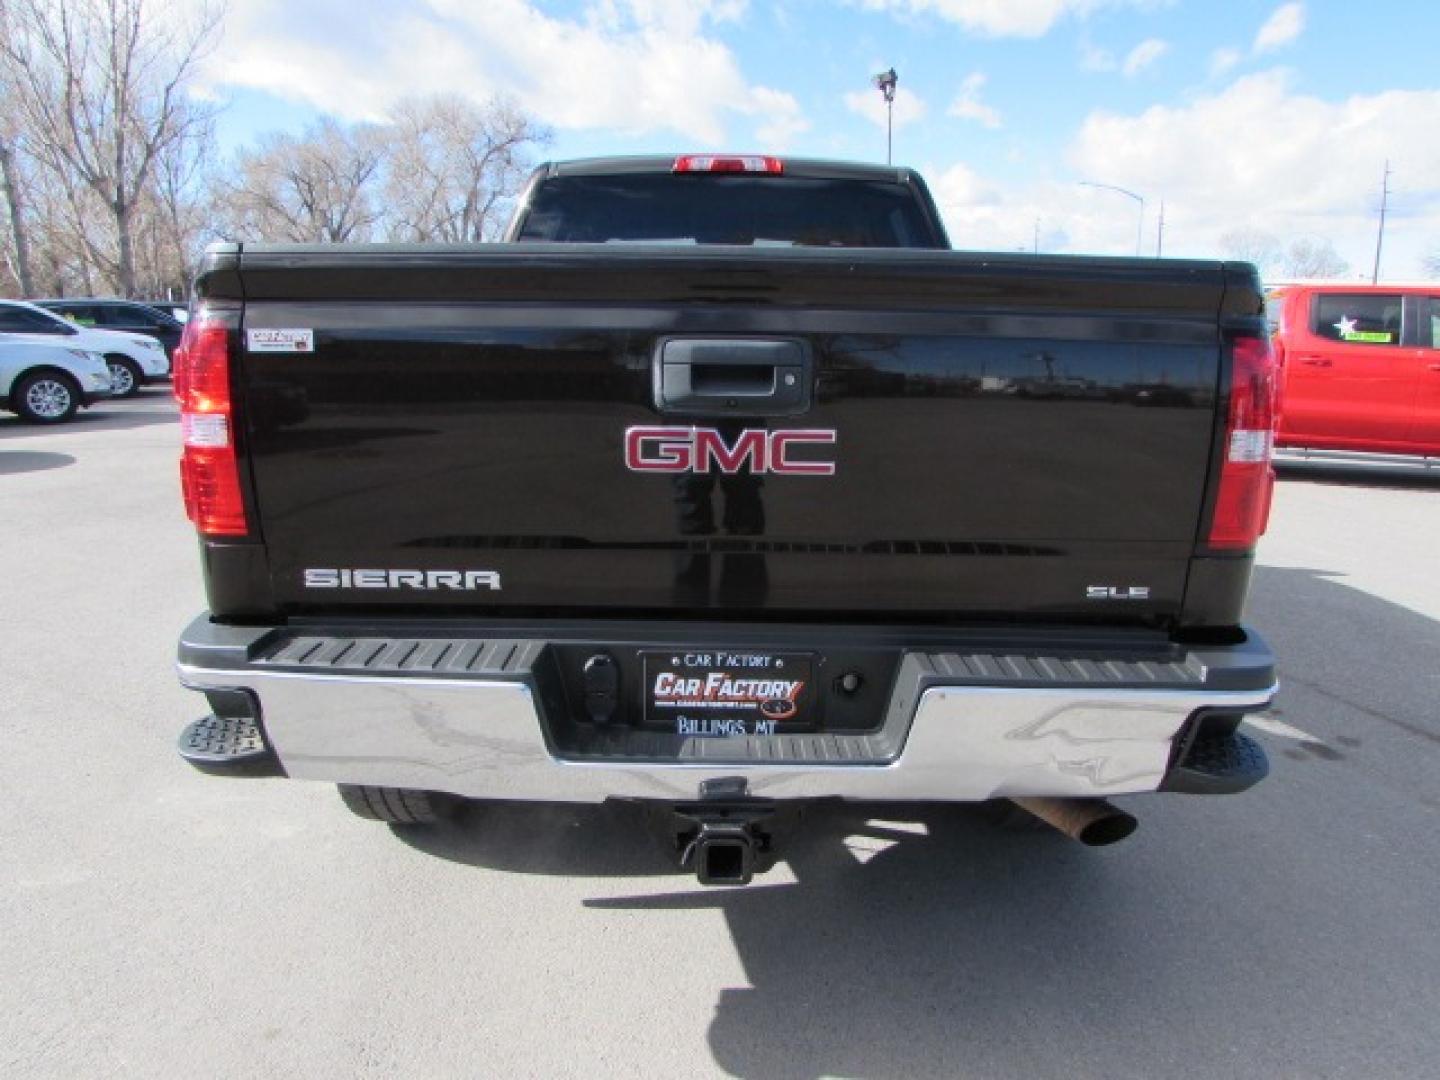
[337,784,458,825]
[105,356,143,397]
[13,371,81,423]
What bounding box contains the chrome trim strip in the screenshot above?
[1276,448,1439,470]
[178,661,1276,803]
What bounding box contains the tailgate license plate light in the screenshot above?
[643,651,816,735]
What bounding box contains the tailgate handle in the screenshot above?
[655,338,811,417]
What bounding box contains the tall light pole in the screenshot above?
[1079,180,1145,257]
[872,68,897,165]
[1372,159,1391,284]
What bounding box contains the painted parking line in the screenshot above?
[1245,714,1325,745]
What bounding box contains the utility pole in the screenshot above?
[1033,218,1040,254]
[872,68,898,165]
[1371,160,1390,284]
[1155,200,1165,258]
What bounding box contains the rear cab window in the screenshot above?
[1311,293,1403,346]
[515,173,945,249]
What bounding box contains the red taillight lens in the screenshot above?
[175,313,247,536]
[672,154,784,174]
[1208,333,1276,550]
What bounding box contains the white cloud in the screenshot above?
[947,72,1002,128]
[192,0,804,147]
[1254,2,1305,53]
[1209,46,1243,78]
[1208,4,1304,82]
[856,0,1160,39]
[931,162,1002,208]
[1065,71,1440,272]
[930,72,1440,277]
[1079,39,1117,72]
[843,85,928,130]
[1121,38,1168,76]
[751,87,811,149]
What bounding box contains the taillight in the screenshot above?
[672,154,784,174]
[174,312,247,536]
[1208,333,1276,550]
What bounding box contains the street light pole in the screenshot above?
[1372,159,1390,284]
[1079,180,1145,257]
[872,68,898,165]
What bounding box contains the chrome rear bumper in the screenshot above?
[177,617,1276,804]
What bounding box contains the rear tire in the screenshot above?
[106,356,143,397]
[14,371,81,424]
[337,784,457,825]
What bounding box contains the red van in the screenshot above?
[1267,282,1440,458]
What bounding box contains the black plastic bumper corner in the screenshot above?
[1161,729,1269,795]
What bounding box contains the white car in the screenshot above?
[0,299,169,397]
[0,339,114,423]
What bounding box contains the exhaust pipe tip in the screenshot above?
[1073,809,1138,847]
[1009,797,1138,847]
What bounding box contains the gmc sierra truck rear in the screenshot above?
[174,155,1279,884]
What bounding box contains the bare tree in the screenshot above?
[217,119,386,243]
[1424,249,1440,279]
[0,130,37,295]
[1282,237,1348,279]
[0,0,222,296]
[3,133,105,295]
[0,142,36,295]
[141,100,214,294]
[383,95,549,243]
[1220,228,1282,276]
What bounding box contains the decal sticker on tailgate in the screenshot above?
[246,328,314,352]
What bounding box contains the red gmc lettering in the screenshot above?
[693,428,768,473]
[624,427,692,472]
[770,430,837,475]
[625,426,836,476]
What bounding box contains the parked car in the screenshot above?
[0,299,169,397]
[1268,281,1440,458]
[0,339,113,423]
[33,297,184,359]
[142,300,190,324]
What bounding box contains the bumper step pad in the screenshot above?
[178,714,283,777]
[1163,730,1269,795]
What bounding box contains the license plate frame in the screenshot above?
[641,650,817,735]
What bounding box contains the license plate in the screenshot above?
[642,650,816,735]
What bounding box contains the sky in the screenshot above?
[191,0,1440,277]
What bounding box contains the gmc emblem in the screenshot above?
[625,426,837,475]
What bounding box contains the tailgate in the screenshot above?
[230,246,1224,624]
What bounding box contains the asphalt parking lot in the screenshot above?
[3,394,1439,1079]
